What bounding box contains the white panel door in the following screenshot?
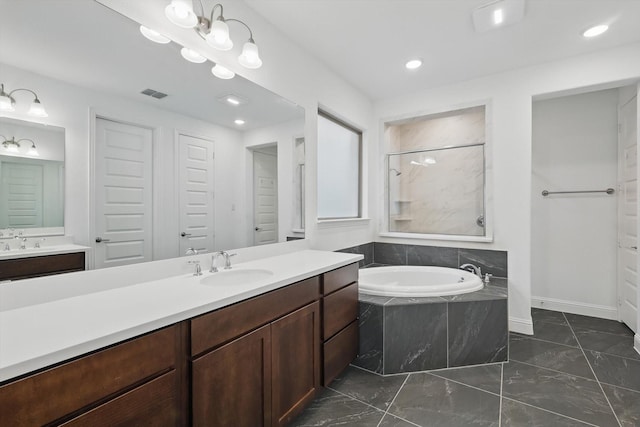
[94,118,153,269]
[178,134,214,255]
[0,162,43,228]
[618,95,638,332]
[253,151,278,245]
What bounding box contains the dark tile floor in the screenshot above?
[292,309,640,427]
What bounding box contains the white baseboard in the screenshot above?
[509,316,533,335]
[531,296,617,320]
[635,334,640,356]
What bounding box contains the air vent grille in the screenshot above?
[141,88,168,99]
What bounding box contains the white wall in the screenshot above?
[0,62,248,261]
[375,42,640,334]
[531,89,619,319]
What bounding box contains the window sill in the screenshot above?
[378,232,493,243]
[317,218,371,229]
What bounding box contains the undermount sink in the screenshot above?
[199,268,274,287]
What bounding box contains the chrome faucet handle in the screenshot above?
[16,236,27,249]
[224,253,237,269]
[3,243,10,251]
[34,238,46,249]
[484,273,492,284]
[188,260,202,276]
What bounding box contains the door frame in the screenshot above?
[89,109,159,270]
[174,129,216,256]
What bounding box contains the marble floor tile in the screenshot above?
[531,308,567,326]
[328,366,408,411]
[585,350,640,392]
[388,372,500,427]
[508,337,594,379]
[564,313,633,336]
[429,363,502,394]
[289,388,384,427]
[378,413,420,427]
[500,398,593,426]
[602,384,640,427]
[530,321,579,347]
[502,361,618,426]
[573,327,640,360]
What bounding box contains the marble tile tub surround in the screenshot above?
[355,287,508,375]
[292,309,640,427]
[338,242,508,279]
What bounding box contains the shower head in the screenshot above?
[390,168,402,176]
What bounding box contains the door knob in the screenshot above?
[95,237,111,243]
[255,227,261,231]
[181,232,192,237]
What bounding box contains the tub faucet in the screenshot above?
[16,236,27,250]
[460,263,482,278]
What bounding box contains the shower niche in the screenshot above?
[385,105,488,238]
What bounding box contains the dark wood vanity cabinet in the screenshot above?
[0,324,186,426]
[0,262,359,427]
[0,252,85,281]
[191,277,321,427]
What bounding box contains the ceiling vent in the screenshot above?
[141,88,168,99]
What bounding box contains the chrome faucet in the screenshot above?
[188,260,202,276]
[210,251,236,272]
[3,243,10,251]
[16,236,27,250]
[35,238,46,248]
[460,263,482,278]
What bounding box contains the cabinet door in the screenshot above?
[271,301,321,427]
[192,324,271,427]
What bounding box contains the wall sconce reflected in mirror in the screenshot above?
[0,135,39,156]
[0,83,48,117]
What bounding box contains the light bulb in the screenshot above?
[5,143,18,153]
[234,119,245,125]
[238,41,262,69]
[28,99,48,117]
[165,0,197,28]
[211,64,235,80]
[583,24,609,38]
[405,59,422,70]
[180,47,207,63]
[28,144,39,156]
[140,26,171,44]
[0,94,14,111]
[206,20,233,51]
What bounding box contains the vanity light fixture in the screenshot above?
[211,63,235,79]
[181,47,207,63]
[139,26,171,44]
[0,84,48,117]
[1,136,39,156]
[164,1,263,69]
[583,24,609,38]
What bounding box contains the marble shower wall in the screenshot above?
[387,106,486,236]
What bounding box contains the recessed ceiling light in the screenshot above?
[405,59,422,70]
[234,119,245,125]
[493,8,504,25]
[226,97,240,105]
[583,24,609,38]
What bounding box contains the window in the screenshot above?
[317,111,362,219]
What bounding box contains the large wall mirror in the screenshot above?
[1,0,305,268]
[0,118,65,234]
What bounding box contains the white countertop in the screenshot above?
[0,250,362,382]
[0,244,90,260]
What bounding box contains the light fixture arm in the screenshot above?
[7,87,42,103]
[225,18,254,41]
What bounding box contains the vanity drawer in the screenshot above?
[0,252,85,281]
[323,282,358,340]
[323,320,358,385]
[0,325,179,426]
[191,276,320,356]
[323,262,358,295]
[59,370,180,426]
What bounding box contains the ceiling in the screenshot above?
[244,0,640,101]
[0,0,303,131]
